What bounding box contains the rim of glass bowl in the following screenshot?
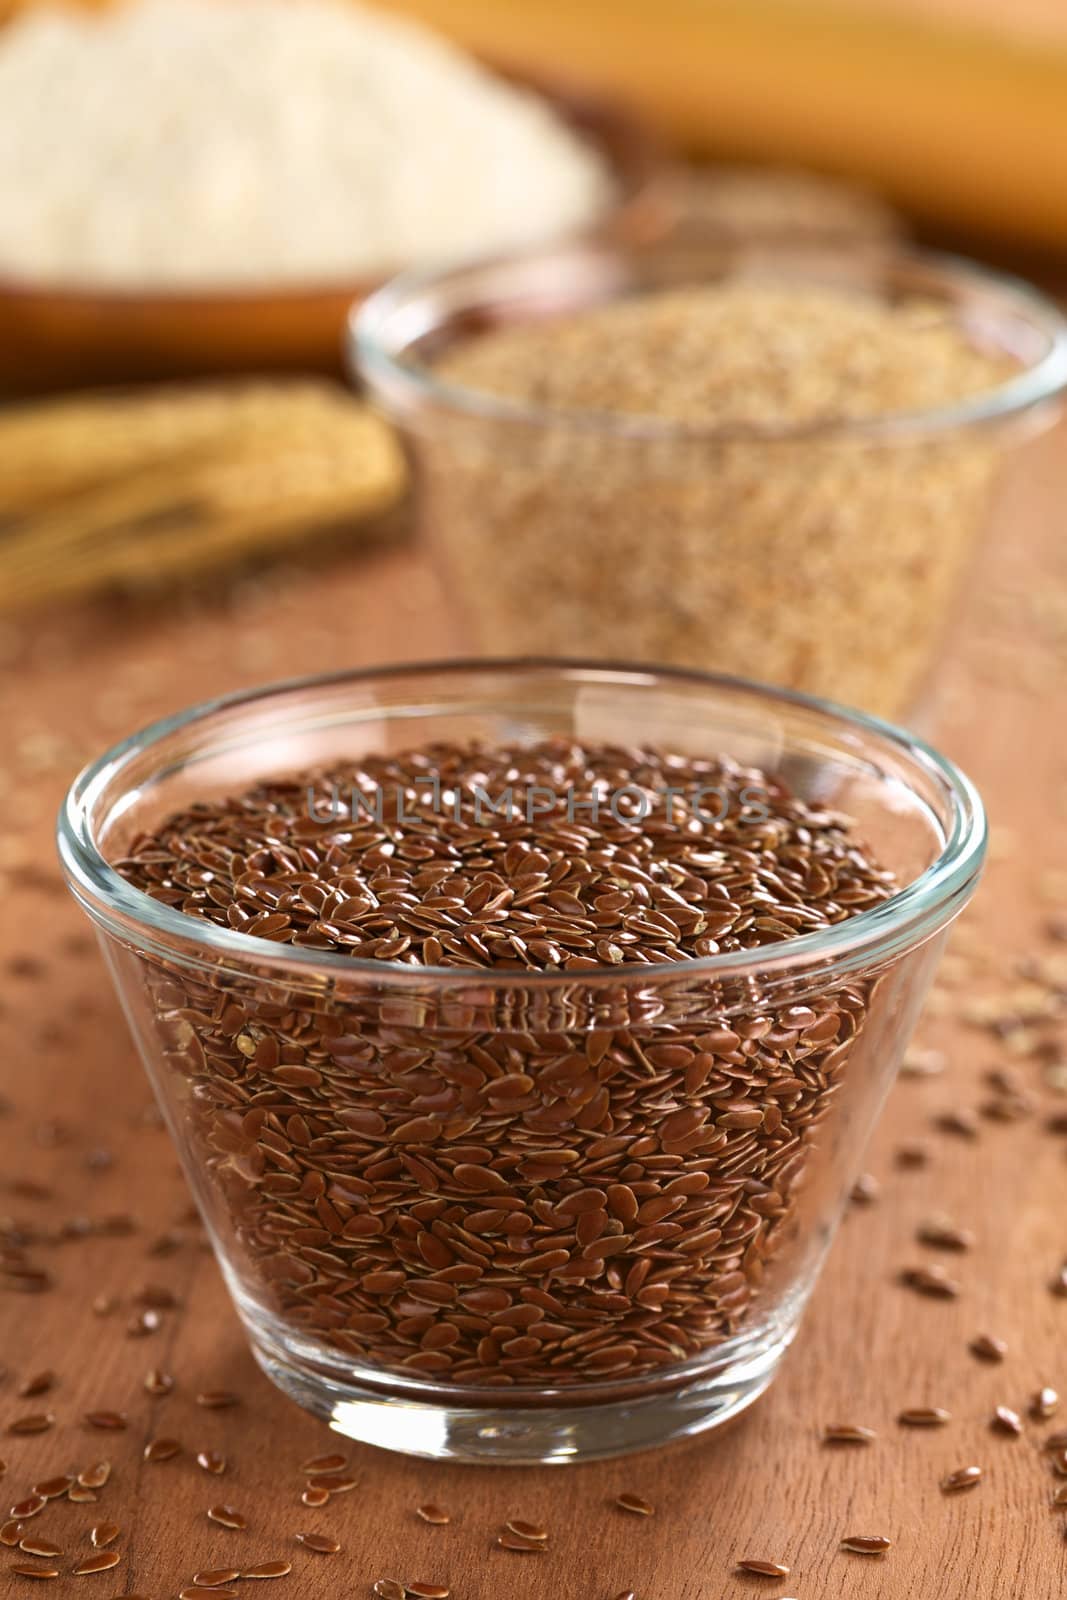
[351,240,1067,444]
[58,657,987,988]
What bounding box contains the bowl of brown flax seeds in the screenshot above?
[353,242,1067,721]
[59,659,985,1461]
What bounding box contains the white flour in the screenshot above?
[0,0,612,287]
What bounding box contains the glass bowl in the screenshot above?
[352,241,1067,720]
[58,659,985,1462]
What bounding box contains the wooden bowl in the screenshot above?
[0,63,667,393]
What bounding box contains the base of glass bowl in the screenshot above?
[245,1313,793,1464]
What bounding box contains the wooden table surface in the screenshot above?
[1,419,1066,1600]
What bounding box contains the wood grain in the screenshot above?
[1,428,1066,1599]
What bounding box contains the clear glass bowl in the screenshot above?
[352,241,1067,720]
[59,659,985,1462]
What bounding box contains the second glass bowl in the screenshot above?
[353,241,1067,720]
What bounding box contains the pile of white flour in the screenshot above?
[0,0,612,286]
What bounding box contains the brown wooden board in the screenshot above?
[0,427,1066,1598]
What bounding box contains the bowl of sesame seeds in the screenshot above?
[58,658,985,1461]
[354,240,1067,720]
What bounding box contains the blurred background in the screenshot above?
[1,0,1065,719]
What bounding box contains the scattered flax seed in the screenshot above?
[918,1218,975,1252]
[9,1499,45,1521]
[1,1522,25,1546]
[90,1527,119,1550]
[840,1535,891,1555]
[901,1264,961,1298]
[1033,1387,1060,1420]
[306,1473,357,1494]
[504,1521,548,1542]
[2,1269,52,1295]
[416,1506,450,1526]
[894,1142,930,1170]
[241,1563,292,1579]
[934,1109,979,1139]
[196,1391,240,1410]
[134,1283,178,1309]
[1050,1265,1067,1297]
[8,1415,54,1436]
[495,1533,545,1553]
[372,1582,405,1600]
[32,1477,73,1500]
[72,1551,122,1574]
[207,1506,246,1531]
[736,1558,790,1577]
[301,1487,330,1509]
[191,1570,241,1587]
[10,1563,59,1578]
[143,1369,174,1397]
[83,1413,126,1431]
[1051,1484,1067,1507]
[612,1592,636,1600]
[143,1437,182,1463]
[898,1407,951,1426]
[147,1229,184,1258]
[126,1310,161,1338]
[1049,1450,1067,1477]
[986,1065,1024,1095]
[406,1586,450,1599]
[823,1424,875,1444]
[1044,1431,1067,1452]
[67,1488,97,1505]
[981,1093,1033,1123]
[10,1174,53,1200]
[197,1452,227,1476]
[992,1407,1023,1435]
[295,1533,340,1554]
[615,1493,654,1517]
[850,1173,879,1205]
[18,1539,63,1559]
[299,1453,347,1475]
[941,1466,983,1492]
[970,1334,1007,1362]
[181,1589,238,1599]
[17,1373,55,1399]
